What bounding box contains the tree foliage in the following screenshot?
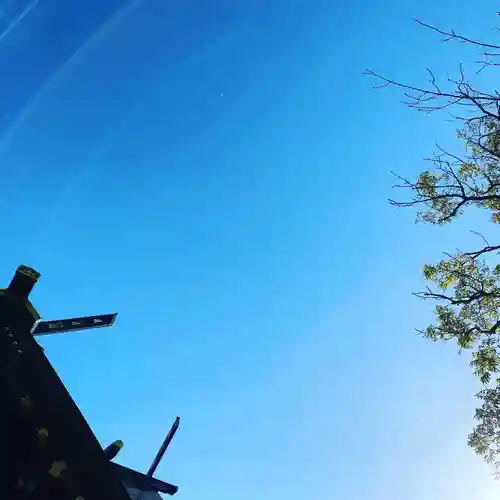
[367,17,500,472]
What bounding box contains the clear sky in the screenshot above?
[1,0,499,499]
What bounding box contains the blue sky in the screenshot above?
[1,0,499,498]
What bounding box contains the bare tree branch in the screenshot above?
[413,18,500,51]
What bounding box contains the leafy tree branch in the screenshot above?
[368,14,500,473]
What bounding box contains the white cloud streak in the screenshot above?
[0,0,38,45]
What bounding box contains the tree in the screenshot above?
[367,17,500,472]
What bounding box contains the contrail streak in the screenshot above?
[3,0,144,252]
[0,0,39,45]
[0,0,142,153]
